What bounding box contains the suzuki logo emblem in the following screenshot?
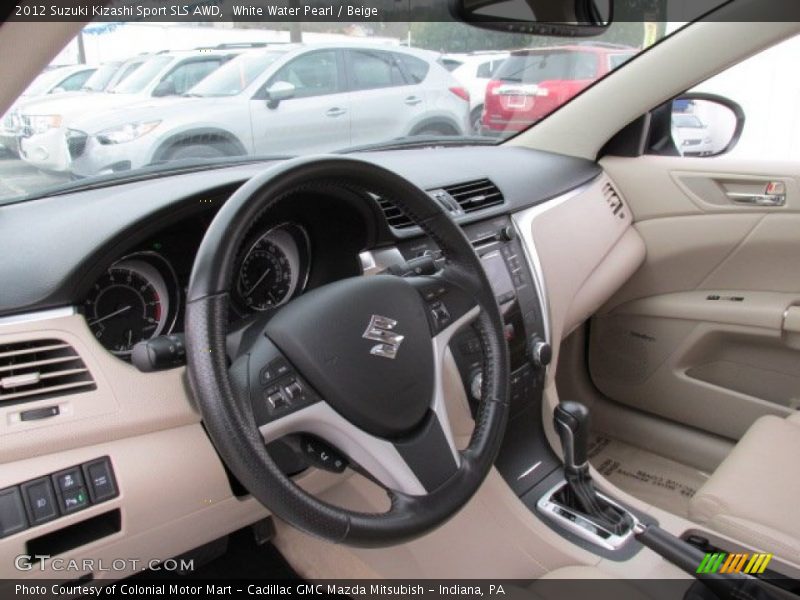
[362,315,404,360]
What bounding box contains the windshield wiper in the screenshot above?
[338,135,495,154]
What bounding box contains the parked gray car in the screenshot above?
[64,44,471,177]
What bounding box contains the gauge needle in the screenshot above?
[89,305,132,326]
[244,268,270,297]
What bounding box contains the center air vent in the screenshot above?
[442,179,505,213]
[373,179,505,230]
[602,181,627,220]
[0,339,95,406]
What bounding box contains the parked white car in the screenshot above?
[673,112,714,156]
[63,44,471,178]
[17,49,242,171]
[0,64,97,155]
[448,52,509,132]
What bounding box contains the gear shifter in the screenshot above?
[554,401,590,469]
[553,401,632,536]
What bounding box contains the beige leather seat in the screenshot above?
[689,413,800,565]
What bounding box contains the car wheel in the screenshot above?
[470,107,484,135]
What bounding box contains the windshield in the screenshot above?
[109,56,171,94]
[82,63,122,92]
[190,52,286,97]
[0,21,671,204]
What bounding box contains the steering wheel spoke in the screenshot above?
[255,400,459,497]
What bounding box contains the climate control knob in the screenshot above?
[529,335,552,368]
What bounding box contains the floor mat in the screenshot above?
[588,435,710,518]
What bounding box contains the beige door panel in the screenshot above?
[590,291,800,440]
[602,156,800,220]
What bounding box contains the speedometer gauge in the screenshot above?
[238,244,291,310]
[85,258,174,356]
[235,224,310,312]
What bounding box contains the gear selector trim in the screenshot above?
[537,480,637,551]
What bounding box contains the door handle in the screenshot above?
[326,107,347,117]
[404,96,423,106]
[726,181,786,207]
[725,192,786,207]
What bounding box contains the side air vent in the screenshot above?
[442,179,505,213]
[602,181,627,220]
[372,194,414,229]
[0,339,96,405]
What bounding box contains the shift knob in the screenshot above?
[554,401,590,469]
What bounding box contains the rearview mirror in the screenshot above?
[671,94,745,158]
[265,81,296,109]
[450,0,610,35]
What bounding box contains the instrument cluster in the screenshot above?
[84,222,311,358]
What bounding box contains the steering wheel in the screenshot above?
[185,156,510,547]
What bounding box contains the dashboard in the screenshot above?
[0,146,647,581]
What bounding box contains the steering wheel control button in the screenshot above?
[430,300,452,330]
[0,487,28,538]
[265,388,289,412]
[20,478,58,525]
[82,457,118,503]
[260,357,292,385]
[283,379,304,401]
[301,437,347,473]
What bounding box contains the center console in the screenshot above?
[395,215,562,495]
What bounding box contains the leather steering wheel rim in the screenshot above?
[185,156,509,547]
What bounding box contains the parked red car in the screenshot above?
[482,43,636,135]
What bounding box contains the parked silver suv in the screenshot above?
[64,44,471,177]
[17,49,242,172]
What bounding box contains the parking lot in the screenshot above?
[0,149,71,200]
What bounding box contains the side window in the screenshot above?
[476,61,493,79]
[55,70,93,92]
[396,54,429,84]
[609,54,632,70]
[269,50,340,99]
[647,33,799,160]
[163,60,221,95]
[349,50,406,91]
[681,33,797,161]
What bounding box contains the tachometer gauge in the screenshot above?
[235,224,310,312]
[85,258,173,356]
